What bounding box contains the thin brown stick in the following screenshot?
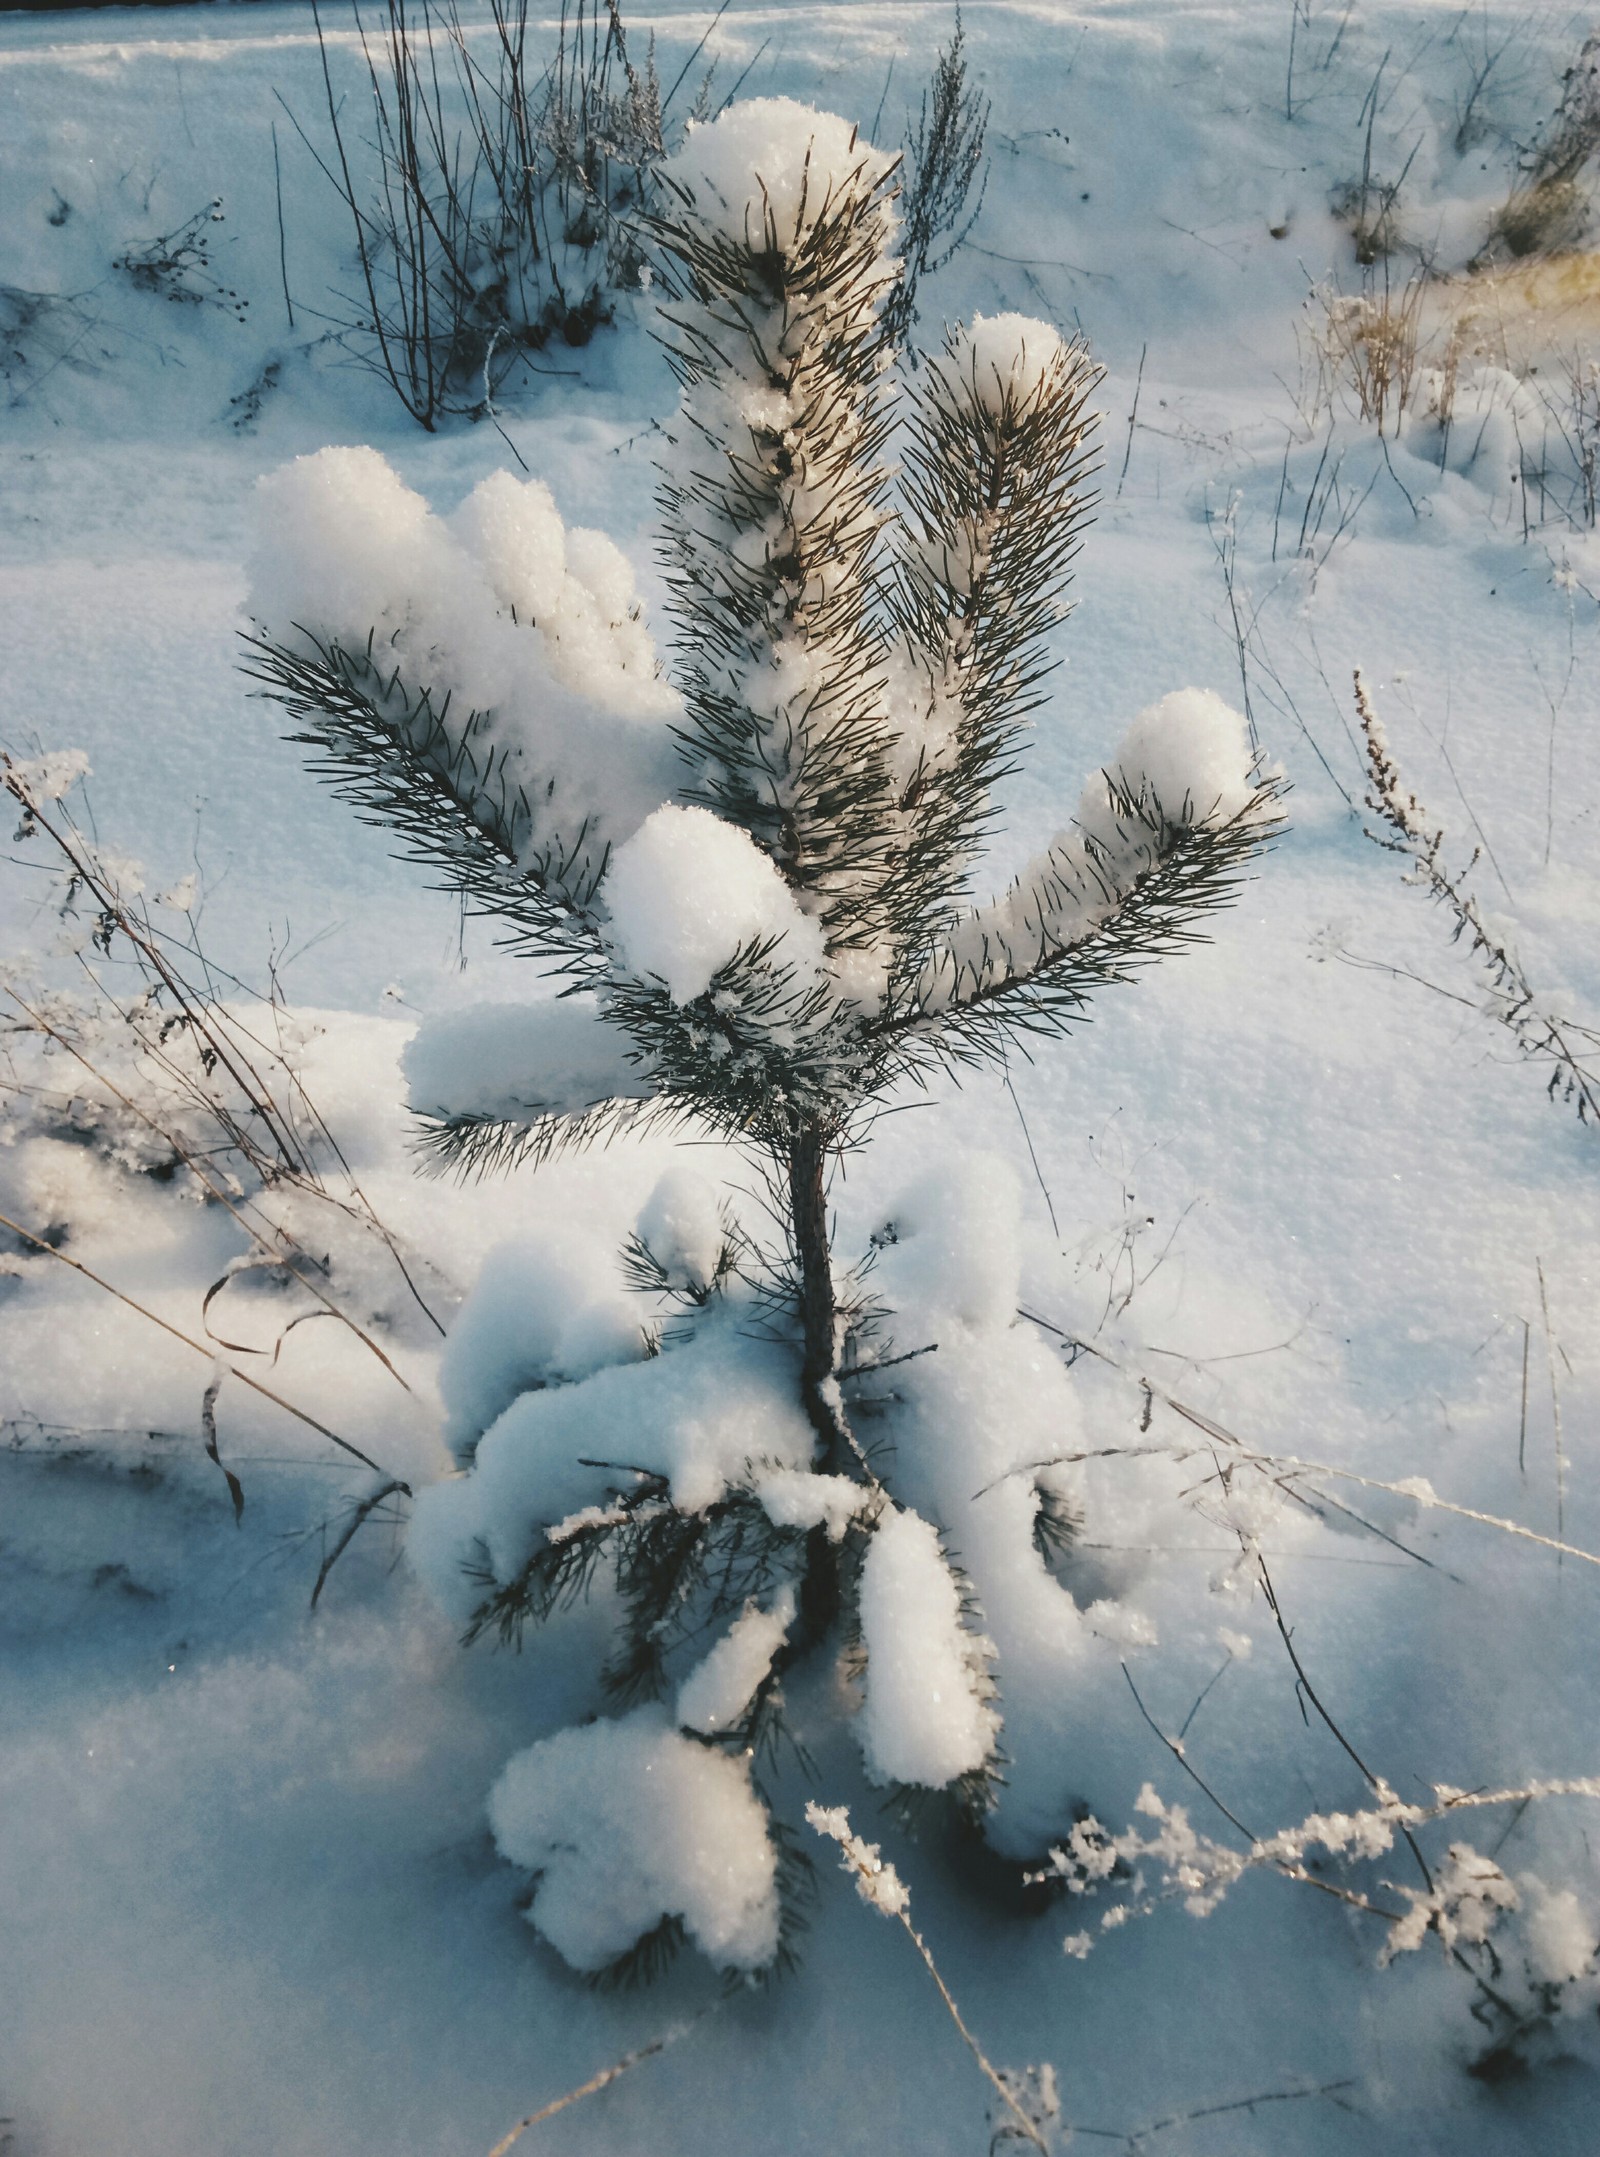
[897,1913,1047,2151]
[485,2015,705,2157]
[0,1206,405,1490]
[311,1478,410,1608]
[1255,1553,1433,1893]
[1120,1660,1256,1842]
[1537,1258,1565,1569]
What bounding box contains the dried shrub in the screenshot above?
[300,0,670,428]
[1479,32,1600,265]
[1308,269,1429,435]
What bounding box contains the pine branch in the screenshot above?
[412,1093,686,1182]
[643,131,908,948]
[604,935,871,1143]
[239,628,608,973]
[880,326,1103,962]
[878,778,1287,1073]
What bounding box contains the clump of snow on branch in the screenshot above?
[603,805,826,1004]
[678,1587,796,1735]
[949,310,1070,415]
[430,1224,648,1466]
[750,1466,869,1540]
[663,97,897,250]
[635,1166,728,1293]
[246,447,681,881]
[409,1297,814,1620]
[1090,689,1259,834]
[403,996,652,1127]
[923,689,1269,1014]
[488,1706,780,1973]
[856,1506,998,1789]
[862,1154,1117,1845]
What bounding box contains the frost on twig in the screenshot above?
[1355,668,1600,1125]
[807,1800,1052,2150]
[1034,1775,1600,2072]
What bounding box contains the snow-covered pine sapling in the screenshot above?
[242,96,1282,1983]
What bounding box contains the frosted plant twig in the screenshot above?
[1353,671,1600,1125]
[3,985,415,1396]
[309,1477,410,1609]
[1034,1773,1600,1967]
[806,1802,1050,2150]
[1073,2077,1358,2147]
[2,750,445,1333]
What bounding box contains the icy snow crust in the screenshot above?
[5,5,1600,2154]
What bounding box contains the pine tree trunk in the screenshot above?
[788,1120,840,1461]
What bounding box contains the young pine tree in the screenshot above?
[243,97,1282,1983]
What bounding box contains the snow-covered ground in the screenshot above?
[2,2,1598,2151]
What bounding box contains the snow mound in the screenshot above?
[603,804,826,1003]
[487,1705,780,1972]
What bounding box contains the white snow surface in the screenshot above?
[5,4,1600,2152]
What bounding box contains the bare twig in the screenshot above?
[485,2014,708,2157]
